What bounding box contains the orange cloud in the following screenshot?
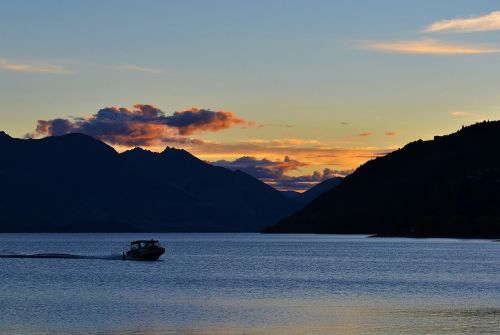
[242,138,323,147]
[31,104,252,146]
[29,104,252,147]
[362,39,500,55]
[385,131,397,136]
[358,132,372,137]
[170,107,249,135]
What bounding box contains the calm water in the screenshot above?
[0,233,499,335]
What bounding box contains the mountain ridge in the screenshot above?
[0,132,298,232]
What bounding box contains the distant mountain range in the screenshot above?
[281,177,343,206]
[0,132,299,232]
[264,121,500,238]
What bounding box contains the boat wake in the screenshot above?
[0,253,123,260]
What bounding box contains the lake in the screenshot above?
[0,233,499,334]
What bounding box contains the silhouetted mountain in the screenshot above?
[299,177,343,205]
[264,121,500,238]
[281,190,301,199]
[280,178,343,206]
[0,132,297,232]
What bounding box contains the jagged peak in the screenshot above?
[161,146,185,154]
[120,146,157,158]
[162,146,195,157]
[126,147,153,154]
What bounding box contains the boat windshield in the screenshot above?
[131,240,161,249]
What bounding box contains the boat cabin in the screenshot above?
[130,239,161,250]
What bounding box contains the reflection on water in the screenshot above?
[6,306,500,335]
[0,233,499,334]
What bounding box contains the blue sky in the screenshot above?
[1,1,499,189]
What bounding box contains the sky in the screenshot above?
[1,0,500,191]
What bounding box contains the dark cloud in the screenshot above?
[31,104,251,146]
[213,156,351,191]
[35,118,75,136]
[167,107,248,135]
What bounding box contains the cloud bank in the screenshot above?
[32,104,250,146]
[425,10,500,33]
[189,138,387,179]
[213,156,351,191]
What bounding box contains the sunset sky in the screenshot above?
[1,1,500,190]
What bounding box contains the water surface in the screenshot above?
[0,233,499,334]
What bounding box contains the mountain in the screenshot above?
[264,121,500,238]
[281,190,301,199]
[0,132,297,232]
[280,178,343,206]
[299,177,343,205]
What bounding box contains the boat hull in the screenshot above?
[123,247,165,261]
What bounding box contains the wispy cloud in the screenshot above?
[425,10,500,33]
[448,111,486,121]
[118,64,165,74]
[362,39,500,55]
[385,131,397,136]
[449,111,475,117]
[242,138,323,147]
[0,58,72,74]
[358,131,372,137]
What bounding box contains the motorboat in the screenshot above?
[122,239,165,261]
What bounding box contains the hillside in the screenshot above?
[264,121,500,237]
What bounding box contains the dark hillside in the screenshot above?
[264,121,500,238]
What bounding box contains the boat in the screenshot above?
[122,239,165,261]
